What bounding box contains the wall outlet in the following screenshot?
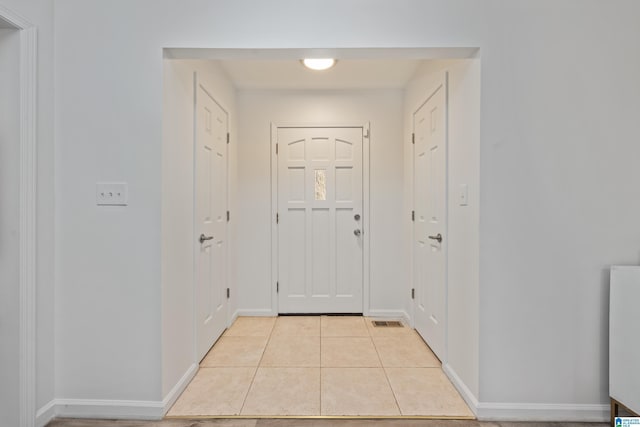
[96,182,128,206]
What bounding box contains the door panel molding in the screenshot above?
[271,122,370,314]
[193,74,229,361]
[412,72,449,362]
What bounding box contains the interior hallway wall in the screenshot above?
[50,0,640,422]
[161,59,237,399]
[0,26,21,427]
[476,5,640,417]
[236,89,406,316]
[403,59,481,400]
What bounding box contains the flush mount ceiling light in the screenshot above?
[301,58,336,71]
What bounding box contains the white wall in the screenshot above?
[0,26,21,427]
[476,4,640,419]
[55,0,164,400]
[161,59,237,400]
[404,59,481,401]
[0,1,56,424]
[236,89,406,317]
[50,0,640,421]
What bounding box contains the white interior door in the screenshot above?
[277,127,363,313]
[413,80,447,361]
[195,82,228,361]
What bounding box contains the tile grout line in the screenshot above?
[172,317,471,419]
[381,364,403,416]
[364,317,384,369]
[237,317,276,416]
[368,318,404,416]
[367,317,385,368]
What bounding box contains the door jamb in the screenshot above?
[0,4,37,427]
[270,123,370,315]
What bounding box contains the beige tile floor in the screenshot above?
[167,316,474,418]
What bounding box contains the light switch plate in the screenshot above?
[459,184,469,206]
[96,182,128,206]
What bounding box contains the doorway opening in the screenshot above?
[161,47,481,418]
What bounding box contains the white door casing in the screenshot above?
[413,77,447,361]
[276,127,364,313]
[0,5,37,427]
[194,80,228,361]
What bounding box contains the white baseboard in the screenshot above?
[235,309,276,317]
[33,364,198,424]
[229,309,240,326]
[442,363,479,416]
[36,366,609,423]
[367,309,410,324]
[441,363,608,422]
[52,398,164,420]
[476,402,609,422]
[35,400,56,427]
[162,363,198,414]
[236,309,408,320]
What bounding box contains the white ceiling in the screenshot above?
[218,59,423,90]
[165,47,478,90]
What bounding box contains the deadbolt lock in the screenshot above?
[354,214,361,221]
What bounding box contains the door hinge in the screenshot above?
[411,210,415,222]
[227,210,230,222]
[276,143,278,155]
[412,133,415,144]
[276,213,279,224]
[364,128,370,139]
[226,288,230,299]
[276,282,279,293]
[411,288,415,299]
[227,132,230,144]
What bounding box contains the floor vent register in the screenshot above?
[372,320,404,328]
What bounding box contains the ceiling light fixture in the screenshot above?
[301,58,336,71]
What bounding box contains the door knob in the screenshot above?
[199,234,214,244]
[354,229,361,237]
[428,233,442,243]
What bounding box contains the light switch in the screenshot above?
[458,184,469,206]
[96,182,128,206]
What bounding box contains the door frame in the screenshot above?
[0,5,37,427]
[411,72,449,362]
[192,72,230,360]
[270,122,370,315]
[0,4,37,427]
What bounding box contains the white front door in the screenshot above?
[195,82,228,361]
[277,127,363,313]
[413,80,447,361]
